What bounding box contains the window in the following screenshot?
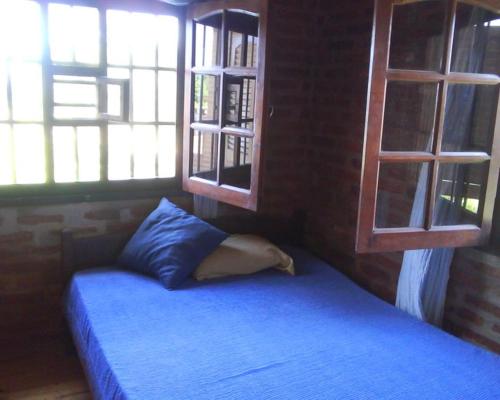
[357,0,500,253]
[0,0,181,198]
[183,0,267,211]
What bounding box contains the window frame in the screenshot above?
[490,174,500,250]
[356,0,500,253]
[183,0,268,211]
[0,0,185,204]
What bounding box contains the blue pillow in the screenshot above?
[118,198,228,289]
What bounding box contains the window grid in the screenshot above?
[356,0,500,252]
[188,11,258,184]
[0,0,180,191]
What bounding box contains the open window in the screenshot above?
[183,0,267,210]
[357,0,500,253]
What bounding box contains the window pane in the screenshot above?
[225,76,256,129]
[246,35,258,68]
[0,124,14,184]
[14,124,45,184]
[107,10,131,66]
[77,127,100,182]
[54,106,97,120]
[203,23,221,67]
[442,84,498,153]
[376,162,430,228]
[131,12,156,67]
[74,6,100,65]
[228,31,244,67]
[108,124,132,180]
[49,4,100,65]
[382,81,437,152]
[133,125,156,179]
[389,1,446,71]
[158,15,178,68]
[452,3,500,75]
[53,126,77,183]
[0,0,42,61]
[53,82,97,105]
[194,15,222,67]
[239,136,253,165]
[158,71,177,123]
[53,75,96,83]
[434,162,489,226]
[193,74,220,124]
[191,130,218,181]
[54,126,101,183]
[132,69,155,122]
[11,62,43,121]
[108,68,130,79]
[226,11,259,68]
[195,23,204,67]
[49,4,73,63]
[158,125,176,178]
[52,76,99,120]
[0,63,8,120]
[221,134,252,189]
[107,83,122,117]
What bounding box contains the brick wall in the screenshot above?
[0,195,191,344]
[257,0,319,218]
[305,0,373,267]
[444,248,500,353]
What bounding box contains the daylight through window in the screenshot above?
[0,0,179,189]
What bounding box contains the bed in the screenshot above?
[64,230,500,400]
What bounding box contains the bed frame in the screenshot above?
[61,212,305,279]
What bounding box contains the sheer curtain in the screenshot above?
[396,8,489,326]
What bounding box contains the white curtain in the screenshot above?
[396,7,490,326]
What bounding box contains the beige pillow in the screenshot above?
[193,234,294,281]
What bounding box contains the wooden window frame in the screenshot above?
[183,0,268,211]
[0,0,185,204]
[356,0,500,253]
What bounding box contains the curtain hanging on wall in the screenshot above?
[396,7,490,326]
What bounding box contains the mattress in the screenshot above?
[65,247,500,400]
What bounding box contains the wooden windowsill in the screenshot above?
[0,179,189,208]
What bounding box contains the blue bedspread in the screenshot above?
[66,247,500,400]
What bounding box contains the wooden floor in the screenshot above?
[0,336,91,400]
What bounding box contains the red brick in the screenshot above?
[51,226,98,238]
[456,307,484,326]
[129,204,156,219]
[465,295,500,319]
[84,209,120,220]
[17,214,64,225]
[106,221,141,234]
[0,231,33,244]
[446,321,500,354]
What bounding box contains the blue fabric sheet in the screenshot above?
[65,247,500,400]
